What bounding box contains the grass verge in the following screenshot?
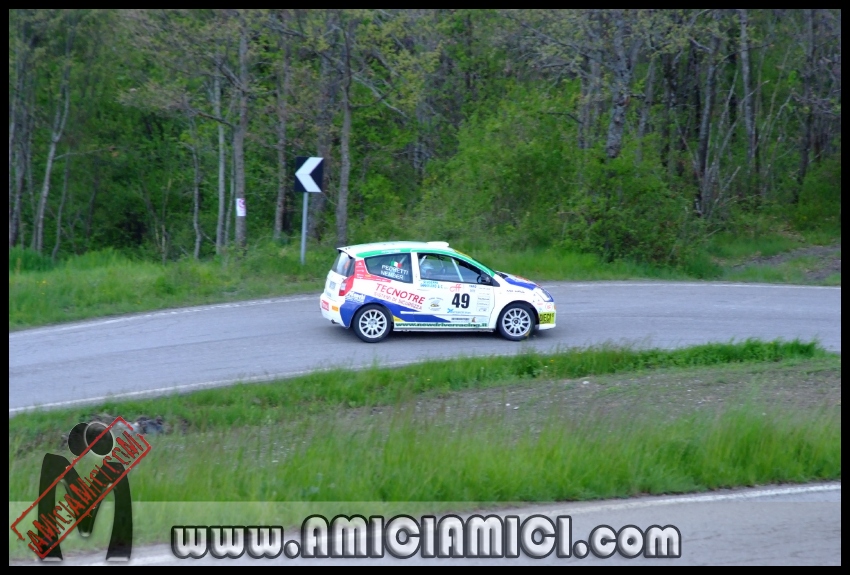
[8,341,840,558]
[9,244,334,330]
[10,228,840,331]
[9,339,825,438]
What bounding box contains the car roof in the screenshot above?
[340,241,451,257]
[339,241,495,275]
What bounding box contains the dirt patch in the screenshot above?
[341,358,842,431]
[731,242,841,282]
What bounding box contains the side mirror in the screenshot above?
[478,274,492,285]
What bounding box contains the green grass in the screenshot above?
[8,340,839,558]
[9,400,840,505]
[9,226,840,330]
[707,232,805,264]
[11,398,840,559]
[8,339,824,440]
[9,244,335,330]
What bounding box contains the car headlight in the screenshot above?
[533,287,553,302]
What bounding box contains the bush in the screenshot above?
[794,153,841,234]
[561,144,698,266]
[9,247,55,273]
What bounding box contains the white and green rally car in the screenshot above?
[320,241,556,343]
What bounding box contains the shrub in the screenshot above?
[794,153,841,234]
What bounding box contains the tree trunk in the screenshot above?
[233,28,248,251]
[308,14,339,242]
[52,150,71,261]
[10,143,24,247]
[738,10,757,187]
[9,16,30,248]
[635,57,656,163]
[336,21,353,246]
[696,27,721,215]
[84,158,99,249]
[9,97,17,245]
[33,24,74,254]
[605,10,641,160]
[188,115,202,260]
[273,32,290,241]
[225,148,235,247]
[796,9,816,200]
[34,90,70,253]
[214,70,226,255]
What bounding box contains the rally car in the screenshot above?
[319,241,556,343]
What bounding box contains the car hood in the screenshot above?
[495,271,539,291]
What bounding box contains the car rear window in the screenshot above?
[332,251,355,276]
[365,254,413,283]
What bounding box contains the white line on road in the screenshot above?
[536,482,842,517]
[8,360,419,415]
[542,282,841,290]
[8,295,319,337]
[10,283,839,338]
[70,483,841,566]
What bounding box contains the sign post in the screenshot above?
[294,156,324,265]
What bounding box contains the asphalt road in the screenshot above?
[9,281,841,413]
[11,482,841,565]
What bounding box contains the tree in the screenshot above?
[32,11,77,254]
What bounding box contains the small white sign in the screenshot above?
[236,198,246,217]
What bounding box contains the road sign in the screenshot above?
[295,156,324,265]
[294,156,324,193]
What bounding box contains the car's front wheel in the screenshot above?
[352,304,392,343]
[497,303,535,341]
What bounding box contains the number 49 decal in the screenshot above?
[452,293,470,309]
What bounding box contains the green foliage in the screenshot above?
[8,239,333,329]
[419,90,700,266]
[794,154,842,235]
[8,247,55,273]
[416,84,579,247]
[561,143,698,266]
[8,9,842,299]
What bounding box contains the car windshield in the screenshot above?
[450,250,494,276]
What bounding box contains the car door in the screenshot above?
[362,253,424,324]
[415,252,494,328]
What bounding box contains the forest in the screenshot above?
[8,9,842,269]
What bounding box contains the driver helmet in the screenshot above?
[420,257,436,277]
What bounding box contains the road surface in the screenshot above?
[9,282,841,413]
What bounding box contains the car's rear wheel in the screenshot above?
[497,303,534,341]
[353,304,392,343]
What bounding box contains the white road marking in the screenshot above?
[8,360,418,415]
[10,283,839,338]
[8,295,319,337]
[535,483,842,517]
[542,282,841,290]
[70,483,840,566]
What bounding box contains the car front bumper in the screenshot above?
[535,303,556,331]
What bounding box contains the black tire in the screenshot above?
[352,304,393,343]
[497,303,535,341]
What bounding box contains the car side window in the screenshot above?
[418,253,461,282]
[365,254,412,283]
[454,258,484,283]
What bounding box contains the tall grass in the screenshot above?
[9,223,840,330]
[9,400,840,504]
[8,244,335,329]
[9,339,825,441]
